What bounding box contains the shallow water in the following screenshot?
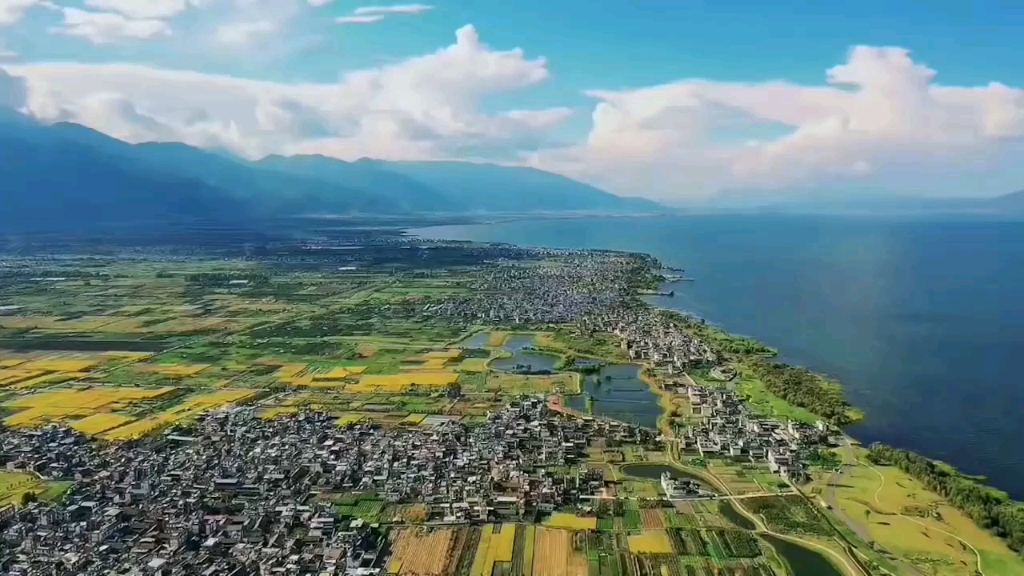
[566,363,662,429]
[760,534,844,576]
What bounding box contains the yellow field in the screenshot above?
[627,531,674,554]
[141,364,210,377]
[258,406,299,419]
[0,359,25,367]
[100,389,257,441]
[533,527,587,576]
[312,366,368,381]
[832,451,1024,576]
[347,371,459,392]
[70,413,136,435]
[21,359,98,372]
[455,358,489,372]
[470,524,517,576]
[0,471,45,506]
[3,386,176,428]
[335,413,365,426]
[544,513,597,530]
[386,528,455,576]
[487,332,509,347]
[0,369,45,387]
[402,414,427,425]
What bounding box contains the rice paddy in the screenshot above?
[544,513,598,531]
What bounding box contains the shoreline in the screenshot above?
[632,262,1024,567]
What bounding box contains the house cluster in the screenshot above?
[429,253,634,325]
[680,385,830,482]
[0,398,649,575]
[581,307,717,372]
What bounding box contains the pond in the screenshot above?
[760,534,844,576]
[717,500,757,531]
[458,331,490,349]
[501,334,537,351]
[487,333,560,373]
[566,364,662,429]
[619,463,717,492]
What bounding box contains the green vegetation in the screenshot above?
[744,496,834,536]
[748,361,861,426]
[869,443,1024,555]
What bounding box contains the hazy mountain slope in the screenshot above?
[256,155,450,211]
[988,190,1024,212]
[0,113,249,233]
[360,159,665,212]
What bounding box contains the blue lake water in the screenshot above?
[414,214,1024,499]
[566,363,663,429]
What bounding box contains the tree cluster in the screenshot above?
[751,361,855,425]
[867,443,1024,554]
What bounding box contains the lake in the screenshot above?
[414,214,1024,499]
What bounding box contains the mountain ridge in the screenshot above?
[0,112,666,233]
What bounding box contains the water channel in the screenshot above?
[760,534,844,576]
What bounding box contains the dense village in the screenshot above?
[0,247,845,576]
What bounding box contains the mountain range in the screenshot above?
[0,111,663,234]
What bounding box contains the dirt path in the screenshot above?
[862,459,985,576]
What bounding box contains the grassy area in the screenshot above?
[0,471,70,506]
[482,372,580,394]
[828,447,1024,576]
[733,363,819,424]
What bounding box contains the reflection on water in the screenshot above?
[567,363,661,429]
[619,463,716,492]
[760,534,843,576]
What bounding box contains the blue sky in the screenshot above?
[2,0,1023,202]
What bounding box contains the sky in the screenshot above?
[1,0,1023,203]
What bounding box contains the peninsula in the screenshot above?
[0,232,1018,576]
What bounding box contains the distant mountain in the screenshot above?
[0,112,666,234]
[0,111,249,233]
[255,154,450,212]
[365,159,664,213]
[987,190,1024,212]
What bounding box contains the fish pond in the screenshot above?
[567,363,662,429]
[488,334,560,373]
[760,534,843,576]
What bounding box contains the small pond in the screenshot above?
[566,364,662,429]
[488,334,559,373]
[619,463,717,492]
[760,534,844,576]
[458,332,490,349]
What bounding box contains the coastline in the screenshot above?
[634,265,1024,571]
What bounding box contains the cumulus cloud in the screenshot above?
[50,8,172,43]
[0,0,51,26]
[83,0,188,20]
[336,15,383,24]
[6,25,566,160]
[352,4,432,15]
[528,46,1024,199]
[3,25,1023,200]
[214,20,276,46]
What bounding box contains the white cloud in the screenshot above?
[6,25,564,160]
[50,8,172,43]
[528,46,1024,199]
[0,0,53,26]
[352,4,432,15]
[83,0,188,20]
[3,27,1022,200]
[307,0,332,5]
[336,14,383,24]
[214,20,276,46]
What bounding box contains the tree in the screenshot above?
[20,491,37,506]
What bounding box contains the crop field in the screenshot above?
[70,413,136,435]
[140,363,210,377]
[483,373,579,394]
[387,528,457,576]
[744,496,833,536]
[3,386,177,428]
[545,513,598,531]
[99,389,257,440]
[627,531,674,554]
[470,524,517,576]
[348,372,460,392]
[533,527,585,576]
[640,509,665,530]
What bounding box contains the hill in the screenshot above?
[0,112,665,234]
